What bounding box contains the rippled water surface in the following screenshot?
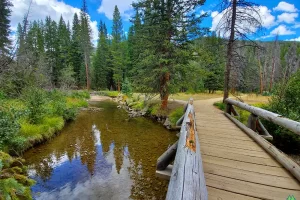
[24,100,177,200]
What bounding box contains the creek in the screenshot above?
[23,100,177,200]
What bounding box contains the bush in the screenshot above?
[22,87,47,124]
[213,102,225,111]
[69,90,90,99]
[169,107,184,125]
[121,78,133,97]
[262,70,300,154]
[0,151,35,200]
[0,106,21,150]
[98,91,119,98]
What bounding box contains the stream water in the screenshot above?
[23,100,177,200]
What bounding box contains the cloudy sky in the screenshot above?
[9,0,300,44]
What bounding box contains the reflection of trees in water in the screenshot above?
[24,101,177,199]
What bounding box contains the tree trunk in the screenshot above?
[270,56,275,92]
[160,72,170,110]
[223,0,237,102]
[85,53,90,90]
[257,55,263,94]
[117,81,120,92]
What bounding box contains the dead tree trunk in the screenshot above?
[223,0,237,102]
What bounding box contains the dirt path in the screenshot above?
[89,95,111,102]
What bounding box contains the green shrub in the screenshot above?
[22,87,47,124]
[0,152,35,200]
[98,91,119,98]
[70,90,90,99]
[263,70,300,154]
[169,107,184,125]
[121,78,133,97]
[132,101,144,110]
[0,106,21,150]
[213,102,225,111]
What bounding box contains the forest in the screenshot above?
[0,0,300,199]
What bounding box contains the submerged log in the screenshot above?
[156,141,178,170]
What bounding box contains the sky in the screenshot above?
[9,0,300,45]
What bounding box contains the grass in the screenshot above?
[98,91,120,98]
[66,97,88,108]
[20,116,64,143]
[170,91,224,101]
[169,107,184,125]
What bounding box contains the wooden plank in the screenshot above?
[199,133,253,141]
[207,187,261,200]
[225,98,300,136]
[202,155,292,178]
[200,141,264,152]
[202,149,281,167]
[156,165,172,180]
[226,113,300,182]
[201,145,272,159]
[204,162,300,190]
[200,139,263,151]
[166,99,208,200]
[205,173,300,199]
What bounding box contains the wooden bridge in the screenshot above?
[156,98,300,200]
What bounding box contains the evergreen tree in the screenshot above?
[70,13,83,86]
[0,0,12,56]
[132,0,207,109]
[111,5,124,92]
[80,0,92,90]
[92,21,109,89]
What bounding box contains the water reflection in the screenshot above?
[24,100,177,200]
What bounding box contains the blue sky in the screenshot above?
[9,0,300,44]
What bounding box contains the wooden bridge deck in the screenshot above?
[193,98,300,200]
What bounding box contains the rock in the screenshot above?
[117,105,122,109]
[163,117,172,129]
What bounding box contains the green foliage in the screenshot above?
[263,70,300,154]
[168,107,184,125]
[132,101,144,110]
[69,90,90,99]
[0,152,35,200]
[0,105,21,150]
[20,116,64,142]
[121,78,133,96]
[22,88,46,124]
[213,102,225,111]
[98,91,119,98]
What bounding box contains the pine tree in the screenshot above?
[92,21,109,89]
[80,0,92,90]
[132,0,207,109]
[111,5,124,92]
[70,13,83,86]
[0,0,12,56]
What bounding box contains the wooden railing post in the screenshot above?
[247,113,258,131]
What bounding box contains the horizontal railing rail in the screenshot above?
[225,98,300,182]
[166,98,208,200]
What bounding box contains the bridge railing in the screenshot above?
[156,98,208,200]
[225,98,300,182]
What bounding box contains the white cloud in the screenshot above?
[97,0,135,20]
[277,12,298,23]
[270,25,295,35]
[286,36,300,41]
[273,1,298,12]
[258,6,276,28]
[10,0,98,43]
